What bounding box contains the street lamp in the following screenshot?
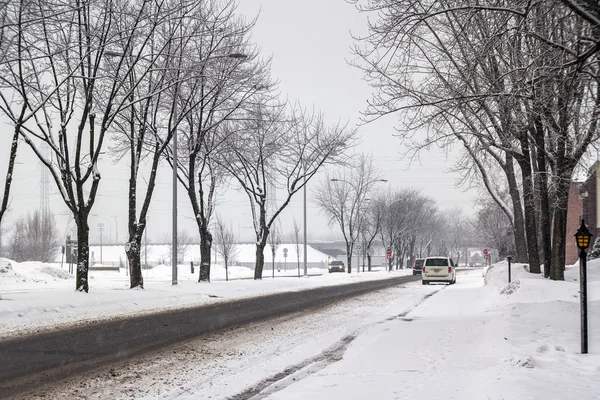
[574,219,593,354]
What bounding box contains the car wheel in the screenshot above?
[422,280,428,285]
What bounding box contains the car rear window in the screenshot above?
[415,259,424,267]
[425,258,449,267]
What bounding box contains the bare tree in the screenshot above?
[167,1,271,284]
[313,154,384,273]
[162,230,193,265]
[11,0,188,292]
[221,101,356,279]
[0,0,62,230]
[214,214,238,281]
[351,0,600,280]
[291,217,302,277]
[106,0,205,289]
[378,189,437,270]
[474,197,517,259]
[268,222,281,278]
[9,210,59,262]
[444,207,469,266]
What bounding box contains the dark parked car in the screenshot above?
[328,260,345,273]
[412,258,425,275]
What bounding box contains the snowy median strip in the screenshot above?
[0,257,412,339]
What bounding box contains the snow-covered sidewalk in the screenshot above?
[0,258,411,339]
[265,262,600,399]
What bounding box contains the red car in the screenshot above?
[412,258,425,275]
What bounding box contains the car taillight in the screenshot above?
[448,266,452,273]
[422,266,425,272]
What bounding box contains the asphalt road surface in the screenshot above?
[0,274,419,398]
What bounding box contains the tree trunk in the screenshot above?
[254,242,266,279]
[225,257,229,281]
[0,126,20,225]
[550,170,572,281]
[367,252,372,271]
[532,118,552,278]
[199,226,212,282]
[516,141,541,274]
[75,217,90,292]
[346,242,352,273]
[505,154,528,263]
[126,235,144,289]
[536,161,552,278]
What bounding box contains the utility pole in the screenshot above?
[98,223,104,264]
[112,216,118,244]
[172,104,178,285]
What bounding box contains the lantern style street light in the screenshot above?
[574,219,593,354]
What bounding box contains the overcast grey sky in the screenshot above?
[0,0,477,244]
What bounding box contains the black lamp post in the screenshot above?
[507,256,512,283]
[574,219,593,354]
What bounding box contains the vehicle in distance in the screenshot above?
[422,256,456,285]
[412,258,425,275]
[328,260,345,273]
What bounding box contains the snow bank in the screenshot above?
[265,264,600,399]
[0,258,73,290]
[478,259,600,398]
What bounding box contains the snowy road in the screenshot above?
[11,276,444,399]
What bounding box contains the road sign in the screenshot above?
[386,248,392,259]
[483,248,489,256]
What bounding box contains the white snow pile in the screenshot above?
[480,260,600,398]
[0,258,13,274]
[0,258,72,288]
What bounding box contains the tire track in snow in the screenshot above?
[231,285,444,399]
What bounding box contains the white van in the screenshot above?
[422,256,456,285]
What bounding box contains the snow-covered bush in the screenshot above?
[588,237,600,260]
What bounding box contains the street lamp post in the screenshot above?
[574,219,593,354]
[112,215,118,244]
[304,176,308,277]
[172,102,179,285]
[98,223,104,264]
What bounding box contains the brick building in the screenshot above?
[572,161,600,264]
[566,181,584,265]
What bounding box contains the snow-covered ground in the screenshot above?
[262,261,600,400]
[0,257,409,339]
[4,258,600,400]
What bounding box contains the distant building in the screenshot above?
[572,161,600,264]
